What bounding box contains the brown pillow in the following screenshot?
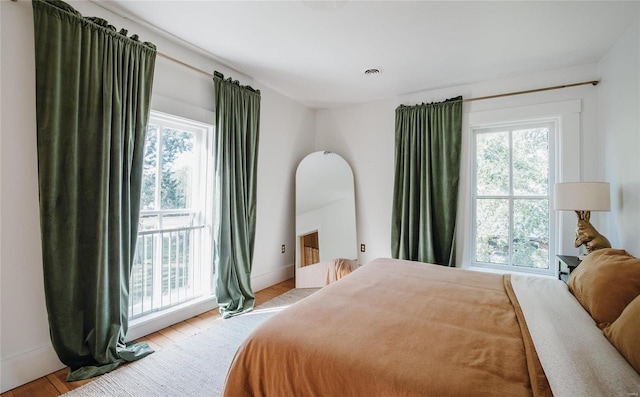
[567,248,640,327]
[604,295,640,374]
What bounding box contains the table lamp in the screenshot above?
[554,182,611,258]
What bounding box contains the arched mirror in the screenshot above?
[295,151,357,288]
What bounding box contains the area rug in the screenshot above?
[62,288,319,397]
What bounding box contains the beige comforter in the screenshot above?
[223,258,551,396]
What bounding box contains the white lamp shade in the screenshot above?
[554,182,610,211]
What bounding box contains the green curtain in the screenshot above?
[32,0,156,381]
[391,97,463,267]
[212,71,261,319]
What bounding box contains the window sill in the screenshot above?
[468,265,556,279]
[126,294,218,342]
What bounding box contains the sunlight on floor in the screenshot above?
[241,305,292,316]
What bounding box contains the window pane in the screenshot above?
[141,124,158,210]
[513,127,549,196]
[513,199,549,269]
[130,233,154,317]
[138,214,159,232]
[161,128,195,210]
[475,198,509,264]
[133,112,213,320]
[161,213,196,230]
[476,131,509,196]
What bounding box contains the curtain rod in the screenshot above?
[463,80,599,102]
[160,53,599,102]
[159,52,212,77]
[159,53,259,93]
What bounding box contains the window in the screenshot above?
[471,120,555,275]
[129,111,214,319]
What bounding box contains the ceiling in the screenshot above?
[96,1,640,109]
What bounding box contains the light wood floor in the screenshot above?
[1,278,295,397]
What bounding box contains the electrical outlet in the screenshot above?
[360,244,366,252]
[281,244,286,254]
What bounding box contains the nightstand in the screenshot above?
[557,255,581,283]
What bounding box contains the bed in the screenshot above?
[223,251,640,396]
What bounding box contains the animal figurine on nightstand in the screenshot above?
[574,210,611,254]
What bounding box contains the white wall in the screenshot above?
[253,85,316,287]
[316,64,603,266]
[0,1,56,391]
[0,0,314,391]
[598,17,640,257]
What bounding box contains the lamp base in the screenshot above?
[574,210,611,253]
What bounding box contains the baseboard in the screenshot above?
[252,264,295,292]
[1,343,64,393]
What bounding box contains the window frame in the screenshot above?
[470,118,558,276]
[129,110,215,320]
